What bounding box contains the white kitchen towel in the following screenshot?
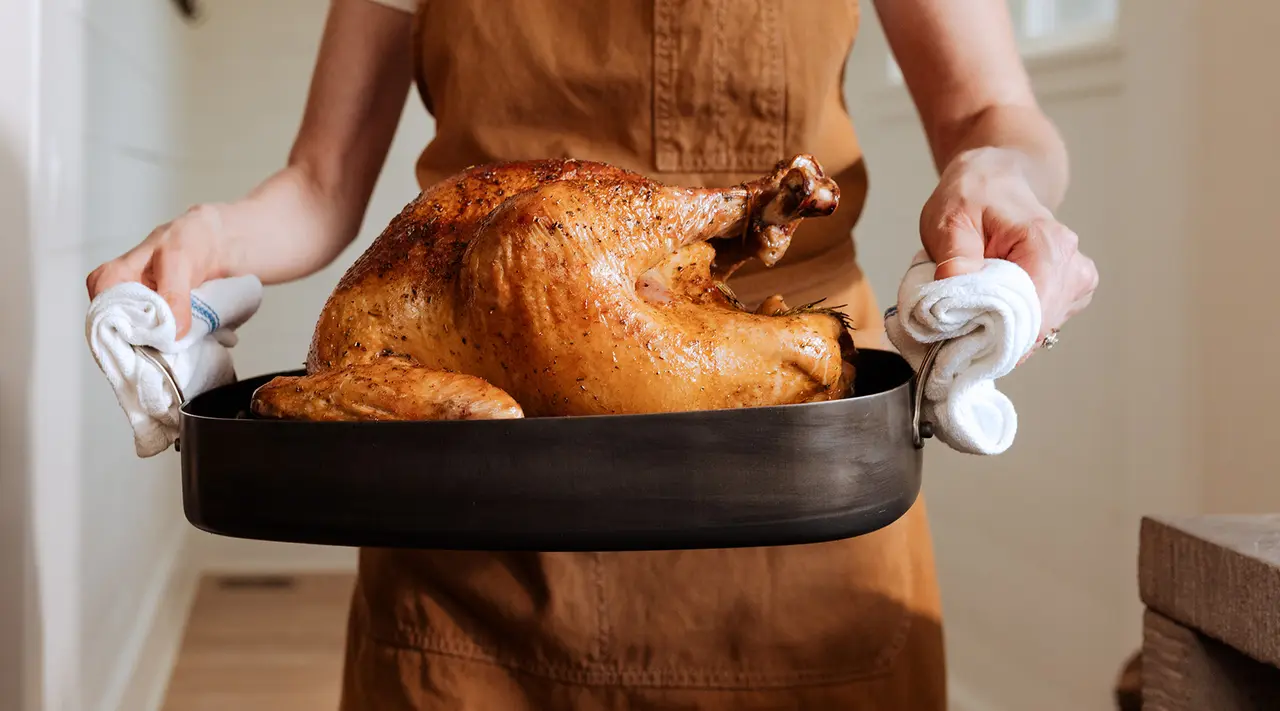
[884,251,1041,455]
[86,276,263,457]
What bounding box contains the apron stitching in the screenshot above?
[593,551,610,664]
[709,0,728,165]
[652,0,677,171]
[366,595,915,687]
[869,589,917,674]
[765,0,786,155]
[867,525,921,671]
[360,628,902,689]
[366,557,915,688]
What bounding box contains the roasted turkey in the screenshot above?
[251,155,857,421]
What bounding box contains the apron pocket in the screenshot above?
[653,0,787,173]
[595,530,915,687]
[355,549,607,672]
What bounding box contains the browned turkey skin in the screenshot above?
[250,155,856,422]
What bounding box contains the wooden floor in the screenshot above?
[161,573,356,711]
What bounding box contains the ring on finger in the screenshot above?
[1041,329,1060,350]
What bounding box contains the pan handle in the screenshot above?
[910,341,945,449]
[133,344,186,403]
[133,344,186,451]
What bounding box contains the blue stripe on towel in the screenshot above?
[189,294,219,332]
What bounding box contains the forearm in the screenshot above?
[214,164,359,285]
[928,103,1070,211]
[218,0,413,285]
[876,0,1070,210]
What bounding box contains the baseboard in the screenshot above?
[949,675,1003,711]
[192,529,358,574]
[96,530,200,711]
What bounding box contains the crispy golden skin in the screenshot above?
[251,155,854,422]
[251,359,523,422]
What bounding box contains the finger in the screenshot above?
[151,245,196,339]
[86,224,171,298]
[86,264,120,299]
[87,255,148,299]
[1071,252,1100,305]
[1017,326,1054,368]
[997,219,1084,340]
[1022,268,1096,367]
[1041,251,1099,335]
[1065,290,1095,324]
[924,209,987,280]
[1019,257,1063,340]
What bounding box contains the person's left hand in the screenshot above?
[918,146,1099,360]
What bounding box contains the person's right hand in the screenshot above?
[86,203,236,339]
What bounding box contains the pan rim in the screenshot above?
[179,348,916,426]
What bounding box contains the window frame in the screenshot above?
[884,0,1120,86]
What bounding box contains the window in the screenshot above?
[886,0,1118,83]
[1014,0,1117,41]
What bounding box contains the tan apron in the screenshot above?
[340,2,946,708]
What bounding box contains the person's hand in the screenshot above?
[918,146,1098,359]
[85,203,237,339]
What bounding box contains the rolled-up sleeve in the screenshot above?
[365,0,418,13]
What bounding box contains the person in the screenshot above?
[87,1,1099,708]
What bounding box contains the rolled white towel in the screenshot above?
[884,251,1041,455]
[86,276,263,457]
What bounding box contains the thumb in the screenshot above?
[926,214,986,281]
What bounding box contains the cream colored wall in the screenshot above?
[845,1,1274,709]
[176,0,431,373]
[1193,2,1280,515]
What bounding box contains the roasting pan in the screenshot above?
[172,345,941,552]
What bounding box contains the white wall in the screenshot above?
[0,0,39,705]
[77,2,194,711]
[0,1,207,710]
[4,10,197,710]
[2,0,90,708]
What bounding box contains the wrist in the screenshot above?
[945,146,1030,179]
[218,165,334,284]
[196,201,249,280]
[945,145,1065,213]
[934,103,1069,209]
